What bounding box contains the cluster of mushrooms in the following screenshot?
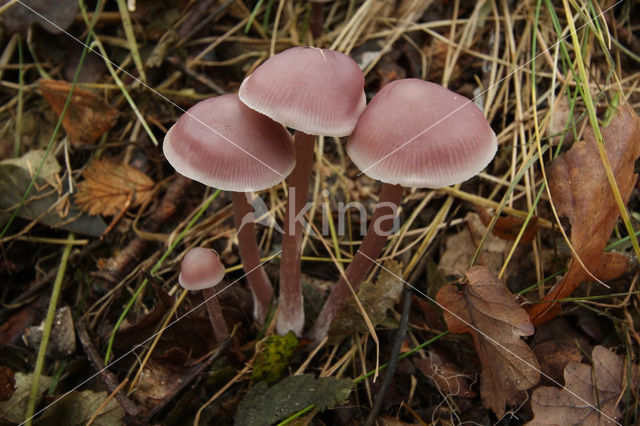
[163,47,497,346]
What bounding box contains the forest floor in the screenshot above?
[0,0,640,425]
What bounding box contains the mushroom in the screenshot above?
[310,79,498,343]
[163,94,295,324]
[239,46,365,336]
[179,247,229,344]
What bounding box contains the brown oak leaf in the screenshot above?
[528,105,640,324]
[40,79,119,145]
[528,346,625,425]
[436,266,540,417]
[75,159,154,216]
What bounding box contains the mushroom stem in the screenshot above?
[201,286,229,344]
[231,191,273,324]
[277,131,316,336]
[309,183,404,343]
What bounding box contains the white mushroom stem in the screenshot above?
[277,131,316,336]
[231,191,274,324]
[309,183,404,343]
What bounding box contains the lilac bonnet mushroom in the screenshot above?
[239,47,365,336]
[164,94,295,325]
[311,79,498,343]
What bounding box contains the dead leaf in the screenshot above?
[414,350,475,397]
[439,213,510,278]
[528,346,626,425]
[436,266,540,417]
[75,159,154,216]
[475,204,538,244]
[528,106,640,324]
[0,372,52,423]
[37,390,125,426]
[0,367,14,402]
[2,0,78,34]
[130,348,202,410]
[328,260,403,345]
[235,374,352,426]
[22,306,76,359]
[532,339,583,386]
[40,79,118,145]
[0,162,107,236]
[1,150,60,187]
[252,331,298,383]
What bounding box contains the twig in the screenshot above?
[76,318,142,417]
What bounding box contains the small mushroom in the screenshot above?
[164,94,295,324]
[239,47,365,336]
[179,247,228,344]
[310,79,497,343]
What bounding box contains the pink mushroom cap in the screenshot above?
[238,47,366,137]
[163,94,295,192]
[179,248,226,291]
[347,79,498,188]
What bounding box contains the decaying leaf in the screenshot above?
[532,339,583,386]
[0,367,14,402]
[0,154,106,236]
[252,331,298,383]
[235,374,352,426]
[2,0,78,34]
[1,149,60,187]
[0,372,52,423]
[40,79,118,145]
[414,350,475,397]
[22,306,76,359]
[37,389,125,426]
[475,204,538,244]
[528,346,626,425]
[436,266,540,417]
[130,348,203,410]
[528,106,640,324]
[328,260,403,345]
[75,159,154,216]
[439,213,511,279]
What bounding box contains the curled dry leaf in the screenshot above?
[414,350,475,397]
[40,79,119,145]
[475,204,538,244]
[528,346,627,425]
[528,105,640,324]
[436,266,540,417]
[75,159,154,217]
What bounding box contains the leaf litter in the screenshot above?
[436,266,540,417]
[1,1,639,425]
[528,106,640,324]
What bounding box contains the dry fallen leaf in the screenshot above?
[439,212,511,279]
[40,79,118,145]
[328,260,403,345]
[475,204,538,244]
[528,346,626,425]
[436,266,540,417]
[2,0,78,34]
[414,350,475,398]
[528,106,640,324]
[75,159,154,216]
